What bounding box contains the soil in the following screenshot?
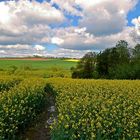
[19,94,56,140]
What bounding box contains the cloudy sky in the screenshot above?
[0,0,140,58]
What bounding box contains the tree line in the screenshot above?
[71,40,140,79]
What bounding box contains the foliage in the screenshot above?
[132,44,140,61]
[72,52,96,78]
[97,40,130,78]
[72,40,140,79]
[49,78,140,140]
[0,78,47,139]
[0,77,21,92]
[109,62,140,79]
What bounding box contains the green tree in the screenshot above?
[72,52,97,78]
[96,40,130,78]
[115,40,130,64]
[133,44,140,61]
[96,49,110,77]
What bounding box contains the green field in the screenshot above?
[0,59,78,78]
[0,59,77,70]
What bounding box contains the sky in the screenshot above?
[0,0,140,58]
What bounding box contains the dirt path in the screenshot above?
[20,94,56,140]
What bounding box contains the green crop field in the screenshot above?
[0,59,78,78]
[0,59,77,70]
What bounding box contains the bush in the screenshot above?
[71,52,96,79]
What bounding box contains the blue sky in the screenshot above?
[0,0,139,57]
[127,1,140,26]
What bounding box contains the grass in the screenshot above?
[0,59,78,78]
[0,59,77,70]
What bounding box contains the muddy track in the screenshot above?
[20,93,56,140]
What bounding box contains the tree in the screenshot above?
[72,40,140,79]
[96,40,130,78]
[115,40,130,64]
[133,44,140,61]
[96,49,110,77]
[72,52,97,79]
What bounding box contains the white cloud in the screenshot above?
[0,44,46,57]
[51,26,135,50]
[33,53,45,57]
[132,16,140,36]
[0,0,139,57]
[51,37,64,45]
[0,0,64,45]
[0,2,11,24]
[51,0,82,16]
[74,27,87,34]
[1,0,64,25]
[131,16,140,43]
[34,45,45,51]
[0,44,32,50]
[46,48,90,58]
[0,50,6,54]
[78,0,137,36]
[51,0,137,36]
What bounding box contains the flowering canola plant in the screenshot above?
[0,78,47,139]
[0,76,21,92]
[49,78,140,140]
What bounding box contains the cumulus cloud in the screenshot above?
[0,0,64,25]
[51,37,64,45]
[46,48,90,58]
[0,50,6,54]
[51,0,137,36]
[51,26,135,50]
[78,0,137,36]
[130,16,140,44]
[132,16,140,36]
[0,44,32,50]
[0,44,46,57]
[74,27,87,34]
[50,0,82,16]
[0,0,64,45]
[34,45,45,51]
[0,0,139,57]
